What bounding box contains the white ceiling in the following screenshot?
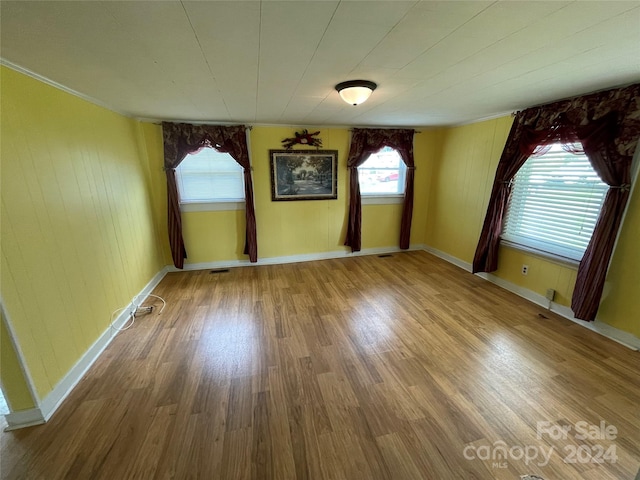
[1,1,639,127]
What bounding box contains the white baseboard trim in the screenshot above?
[4,408,45,431]
[422,245,640,351]
[422,245,473,272]
[9,243,635,429]
[0,300,41,422]
[5,247,420,429]
[167,244,427,273]
[37,268,168,423]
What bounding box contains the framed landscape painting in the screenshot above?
[269,150,338,201]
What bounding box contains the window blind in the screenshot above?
[176,148,245,202]
[502,144,608,261]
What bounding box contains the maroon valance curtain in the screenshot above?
[344,128,416,252]
[162,122,258,269]
[472,83,640,321]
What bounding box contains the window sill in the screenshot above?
[361,195,404,205]
[500,240,580,269]
[180,201,245,212]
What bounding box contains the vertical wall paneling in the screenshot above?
[0,66,165,400]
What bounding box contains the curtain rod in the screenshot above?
[152,121,252,130]
[349,128,422,133]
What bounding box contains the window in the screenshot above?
[502,143,608,261]
[358,147,406,198]
[175,148,245,210]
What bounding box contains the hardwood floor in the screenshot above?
[2,251,639,479]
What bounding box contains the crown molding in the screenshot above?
[0,58,132,118]
[0,58,512,130]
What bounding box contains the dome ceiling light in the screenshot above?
[335,80,377,106]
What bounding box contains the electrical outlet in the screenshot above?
[521,264,529,275]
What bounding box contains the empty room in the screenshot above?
[1,1,639,479]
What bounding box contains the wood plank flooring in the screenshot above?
[2,251,639,479]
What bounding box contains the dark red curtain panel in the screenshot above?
[471,119,544,273]
[472,83,640,321]
[162,122,258,269]
[344,128,415,252]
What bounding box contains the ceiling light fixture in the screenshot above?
[335,80,377,106]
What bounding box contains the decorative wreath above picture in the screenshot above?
[282,129,323,149]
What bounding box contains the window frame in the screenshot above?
[358,147,407,204]
[175,147,246,212]
[501,143,608,264]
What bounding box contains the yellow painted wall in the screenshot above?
[140,122,173,265]
[425,118,512,262]
[492,247,578,308]
[142,124,439,264]
[1,310,35,411]
[2,59,635,413]
[597,178,640,337]
[425,115,640,337]
[0,67,165,400]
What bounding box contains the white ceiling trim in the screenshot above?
[2,0,638,128]
[1,57,431,129]
[4,55,631,132]
[449,110,515,127]
[0,58,133,118]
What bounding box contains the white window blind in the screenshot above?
[502,143,608,261]
[175,148,245,203]
[358,147,406,195]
